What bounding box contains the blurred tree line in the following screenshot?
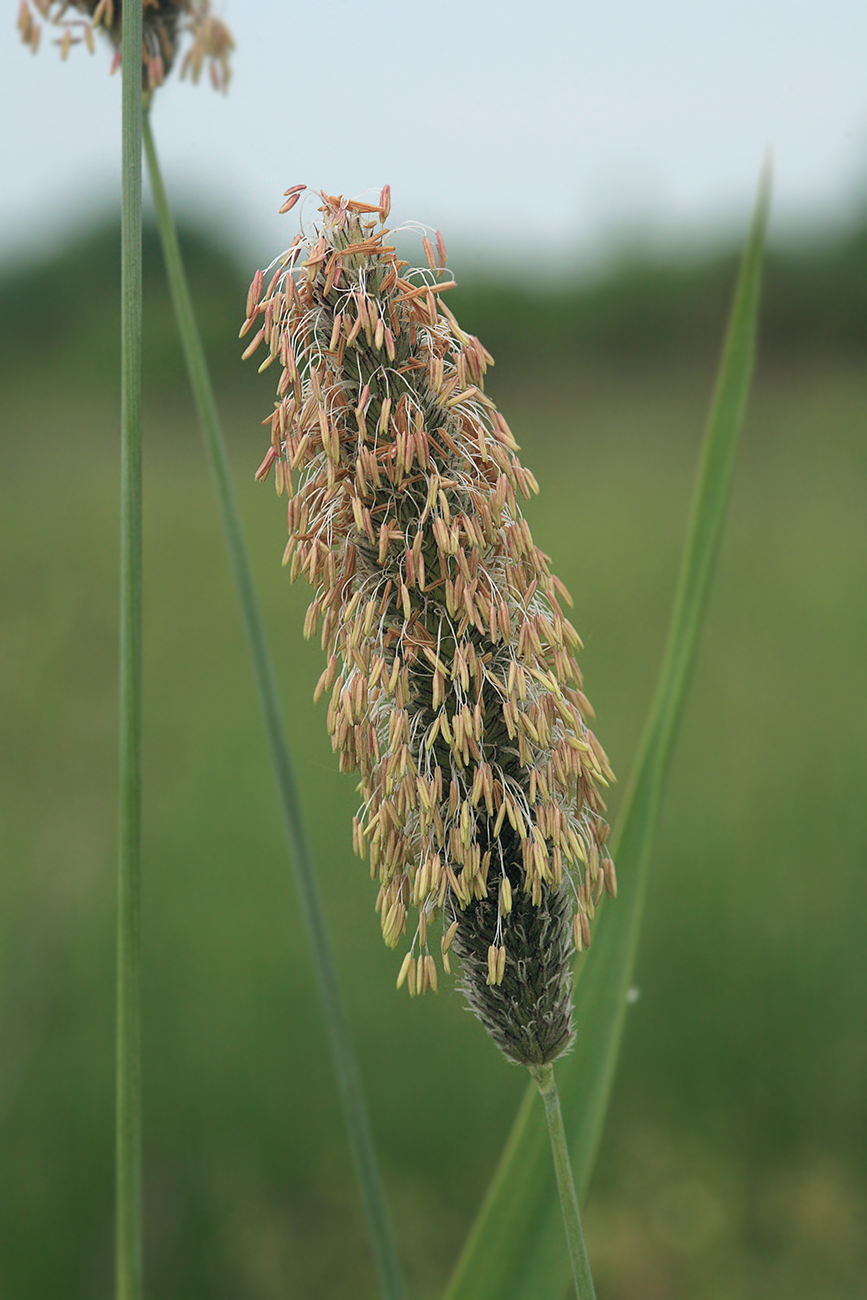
[2,209,867,399]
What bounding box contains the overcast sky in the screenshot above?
[3,0,866,274]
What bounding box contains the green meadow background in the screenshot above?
[1,217,865,1299]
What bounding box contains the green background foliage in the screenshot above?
[1,219,865,1299]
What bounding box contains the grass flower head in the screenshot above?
[245,188,616,1066]
[17,0,233,90]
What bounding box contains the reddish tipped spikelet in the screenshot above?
[17,0,234,91]
[245,189,615,1065]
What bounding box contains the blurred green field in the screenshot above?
[0,223,865,1299]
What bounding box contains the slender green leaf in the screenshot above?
[444,165,771,1300]
[116,10,144,1300]
[141,117,405,1300]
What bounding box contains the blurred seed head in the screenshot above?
[17,0,234,92]
[245,188,616,1066]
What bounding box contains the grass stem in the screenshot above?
[116,10,144,1300]
[141,115,405,1300]
[531,1065,596,1300]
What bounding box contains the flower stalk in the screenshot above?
[116,3,143,1297]
[531,1063,597,1300]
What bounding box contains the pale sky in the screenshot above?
[3,0,867,272]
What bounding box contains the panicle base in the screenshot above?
[451,830,575,1066]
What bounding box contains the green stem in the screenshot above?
[531,1065,596,1300]
[141,115,405,1300]
[117,10,144,1300]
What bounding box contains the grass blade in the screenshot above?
[116,8,144,1300]
[141,117,405,1300]
[444,164,771,1300]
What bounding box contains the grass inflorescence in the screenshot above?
[244,188,616,1067]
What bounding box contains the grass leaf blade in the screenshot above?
[142,118,406,1300]
[444,164,771,1300]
